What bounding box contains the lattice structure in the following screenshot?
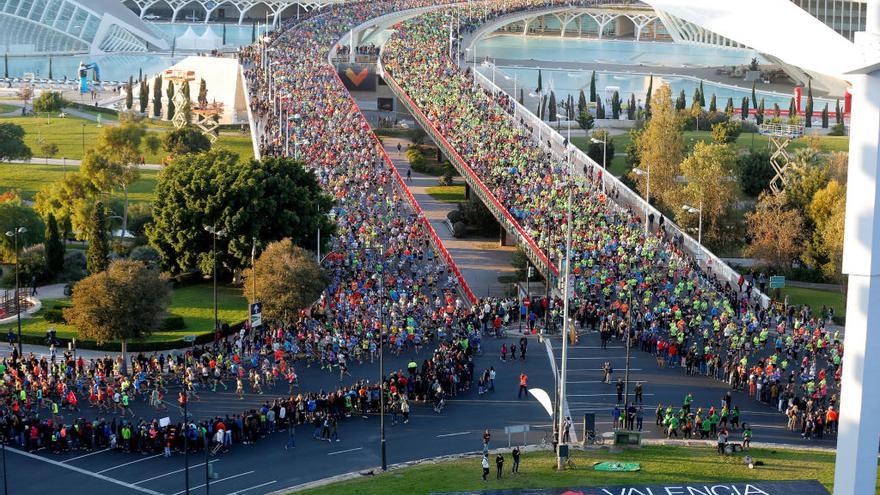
[193,102,225,142]
[759,123,805,195]
[163,69,196,129]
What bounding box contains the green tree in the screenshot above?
[147,150,336,275]
[166,80,175,120]
[535,69,542,93]
[548,91,557,122]
[152,75,163,118]
[805,179,845,283]
[163,126,212,156]
[736,150,775,197]
[197,78,208,106]
[627,93,636,120]
[804,79,814,128]
[139,78,149,114]
[835,99,843,124]
[644,75,653,118]
[32,91,66,113]
[709,94,717,113]
[773,103,781,118]
[674,141,740,244]
[577,109,594,131]
[64,259,170,362]
[0,123,32,162]
[611,90,620,120]
[741,97,750,121]
[789,97,797,118]
[756,98,765,126]
[181,81,192,123]
[45,212,64,275]
[34,173,98,240]
[596,97,605,119]
[675,89,686,111]
[711,120,741,144]
[633,84,682,208]
[578,89,587,117]
[784,149,828,213]
[86,201,109,274]
[241,238,326,323]
[699,81,706,107]
[587,129,614,168]
[0,197,45,262]
[39,141,58,165]
[821,103,829,128]
[745,192,805,271]
[725,97,735,116]
[589,70,597,103]
[125,75,133,110]
[751,81,758,109]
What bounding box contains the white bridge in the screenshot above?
[126,0,344,25]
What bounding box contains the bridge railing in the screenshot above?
[473,69,769,307]
[379,63,559,286]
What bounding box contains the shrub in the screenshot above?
[452,221,467,238]
[32,91,66,113]
[711,120,742,144]
[130,245,160,267]
[160,315,186,331]
[828,123,846,136]
[43,308,66,323]
[447,209,463,224]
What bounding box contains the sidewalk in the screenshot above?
[381,136,518,298]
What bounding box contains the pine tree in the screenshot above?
[756,97,765,125]
[709,94,717,113]
[699,80,706,107]
[152,75,162,118]
[692,87,701,110]
[611,91,620,120]
[821,103,829,128]
[644,75,653,118]
[139,78,149,113]
[835,99,842,124]
[166,80,175,120]
[125,75,133,110]
[789,97,797,118]
[596,97,605,119]
[804,79,813,127]
[589,70,597,102]
[45,213,64,275]
[86,201,109,275]
[725,97,735,116]
[741,97,749,120]
[198,78,208,106]
[627,93,636,120]
[548,91,558,122]
[676,89,686,111]
[578,89,587,116]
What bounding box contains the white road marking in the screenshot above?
[751,424,789,429]
[327,447,363,456]
[568,393,655,397]
[436,431,471,438]
[225,480,277,495]
[555,356,630,360]
[133,460,219,485]
[61,447,112,463]
[172,471,255,495]
[97,454,163,473]
[7,447,163,495]
[566,346,624,349]
[567,380,648,384]
[567,368,643,372]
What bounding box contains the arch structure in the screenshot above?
[0,0,168,53]
[333,4,446,62]
[483,3,662,41]
[132,0,344,24]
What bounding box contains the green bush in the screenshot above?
[452,221,467,238]
[160,315,186,331]
[447,210,463,224]
[828,123,846,136]
[711,120,742,144]
[32,91,66,113]
[43,308,66,323]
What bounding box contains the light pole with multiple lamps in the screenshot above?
[203,225,226,334]
[632,166,651,235]
[556,188,573,470]
[682,202,703,245]
[5,226,27,357]
[589,134,608,194]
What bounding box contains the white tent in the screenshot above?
[175,26,201,50]
[198,26,223,50]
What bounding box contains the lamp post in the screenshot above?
[632,167,651,235]
[203,225,226,333]
[286,112,300,157]
[682,202,703,245]
[5,226,27,357]
[589,134,607,194]
[294,137,310,162]
[556,188,573,470]
[378,242,387,471]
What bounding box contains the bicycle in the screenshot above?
[583,430,604,446]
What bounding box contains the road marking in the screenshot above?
[436,431,471,438]
[555,356,631,360]
[328,447,363,456]
[7,447,163,495]
[96,453,163,473]
[568,393,655,397]
[61,447,112,463]
[568,380,648,384]
[751,424,789,429]
[567,368,643,372]
[567,346,624,349]
[172,471,255,495]
[226,480,277,495]
[133,460,219,485]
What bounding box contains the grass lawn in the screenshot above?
[296,445,856,495]
[0,163,159,203]
[426,185,466,202]
[0,103,18,114]
[215,131,255,161]
[778,286,846,317]
[0,283,246,344]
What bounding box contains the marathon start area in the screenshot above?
[438,480,829,495]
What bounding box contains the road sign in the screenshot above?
[504,425,530,447]
[250,302,263,328]
[769,275,785,289]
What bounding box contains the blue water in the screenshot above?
[483,66,837,113]
[476,35,767,68]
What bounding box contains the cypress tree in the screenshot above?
[757,98,765,125]
[751,81,758,109]
[139,78,149,113]
[251,21,256,43]
[48,56,53,80]
[789,97,797,118]
[536,69,543,93]
[125,75,133,110]
[45,213,64,275]
[166,80,175,120]
[741,96,749,120]
[152,75,162,118]
[181,80,192,123]
[222,23,227,45]
[518,88,524,105]
[578,89,587,116]
[548,91,557,122]
[644,75,653,117]
[709,93,717,113]
[692,87,701,110]
[676,89,686,111]
[589,70,597,102]
[611,90,620,120]
[86,202,109,275]
[699,80,706,107]
[835,99,842,124]
[804,79,813,127]
[725,97,735,116]
[821,103,829,128]
[596,97,605,119]
[627,93,636,120]
[773,103,781,118]
[198,78,208,106]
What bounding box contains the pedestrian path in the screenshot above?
[380,135,518,298]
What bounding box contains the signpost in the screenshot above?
[250,302,263,329]
[769,275,786,289]
[504,424,530,447]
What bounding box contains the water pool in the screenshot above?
[475,35,766,68]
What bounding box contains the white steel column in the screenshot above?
[835,3,880,494]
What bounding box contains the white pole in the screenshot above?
[644,168,650,234]
[556,188,573,470]
[317,228,321,263]
[697,199,703,245]
[835,2,880,494]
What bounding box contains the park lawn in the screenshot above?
[779,286,846,318]
[0,163,159,203]
[215,131,255,161]
[426,185,466,202]
[0,283,246,344]
[0,103,18,113]
[295,445,858,495]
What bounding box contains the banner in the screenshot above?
[337,63,377,92]
[438,479,830,495]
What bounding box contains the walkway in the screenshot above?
[381,136,519,298]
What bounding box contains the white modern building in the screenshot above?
[0,0,168,53]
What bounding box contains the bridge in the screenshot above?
[128,0,343,24]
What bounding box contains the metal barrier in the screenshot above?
[239,64,261,160]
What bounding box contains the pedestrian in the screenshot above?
[482,429,491,452]
[481,455,490,481]
[495,453,504,479]
[518,372,528,399]
[634,382,643,403]
[616,379,624,404]
[511,446,520,474]
[742,423,752,451]
[285,423,296,450]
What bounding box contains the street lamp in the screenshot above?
[556,188,573,470]
[632,167,651,235]
[682,202,703,245]
[5,226,27,357]
[589,135,607,195]
[376,242,388,472]
[294,138,310,162]
[203,225,226,333]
